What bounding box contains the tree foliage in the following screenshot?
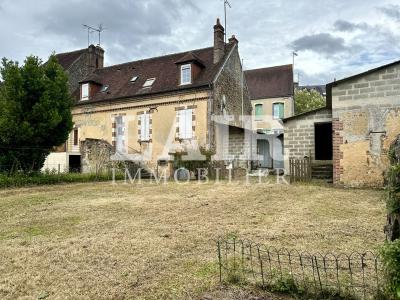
[294,88,326,115]
[0,55,73,172]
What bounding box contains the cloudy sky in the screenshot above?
[1,0,400,84]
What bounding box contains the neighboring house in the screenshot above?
[284,60,400,187]
[245,65,294,169]
[45,19,251,175]
[296,85,326,97]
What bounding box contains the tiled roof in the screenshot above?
[55,48,87,70]
[245,64,294,100]
[76,44,234,104]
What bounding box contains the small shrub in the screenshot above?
[380,240,400,299]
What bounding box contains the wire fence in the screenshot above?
[217,237,384,300]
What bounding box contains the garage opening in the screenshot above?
[69,155,81,173]
[314,122,332,160]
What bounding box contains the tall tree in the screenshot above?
[294,88,326,115]
[0,55,73,172]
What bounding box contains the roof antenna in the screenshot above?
[223,0,231,43]
[83,24,105,47]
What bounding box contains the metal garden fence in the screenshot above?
[216,237,384,299]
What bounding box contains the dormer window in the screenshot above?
[180,64,192,85]
[143,78,155,88]
[81,83,89,101]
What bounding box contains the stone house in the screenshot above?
[245,65,294,169]
[44,19,252,175]
[283,60,400,187]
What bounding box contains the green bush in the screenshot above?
[380,240,400,299]
[0,172,124,188]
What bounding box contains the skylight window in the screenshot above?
[130,76,138,83]
[143,78,156,88]
[100,85,109,93]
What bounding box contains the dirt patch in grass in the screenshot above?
[0,181,386,299]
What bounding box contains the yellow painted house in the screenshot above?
[44,20,251,175]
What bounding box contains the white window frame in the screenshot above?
[180,64,192,85]
[140,113,150,142]
[81,83,89,101]
[143,78,156,88]
[273,102,284,120]
[178,109,193,139]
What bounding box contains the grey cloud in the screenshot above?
[36,0,200,64]
[290,33,347,55]
[379,4,400,21]
[333,20,369,32]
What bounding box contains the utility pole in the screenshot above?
[292,51,298,116]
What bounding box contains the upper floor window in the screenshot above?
[139,113,150,141]
[255,104,263,121]
[180,64,192,85]
[81,83,89,101]
[178,109,193,139]
[273,103,284,119]
[143,78,156,88]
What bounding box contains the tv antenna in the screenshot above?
[83,24,105,47]
[223,0,231,43]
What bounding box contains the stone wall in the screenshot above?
[283,108,332,172]
[212,43,252,166]
[331,63,400,187]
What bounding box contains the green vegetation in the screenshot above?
[294,88,326,114]
[380,240,400,299]
[381,140,400,299]
[0,172,123,188]
[0,55,73,173]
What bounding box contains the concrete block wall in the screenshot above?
[331,63,400,187]
[283,108,332,173]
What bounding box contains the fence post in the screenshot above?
[257,246,265,287]
[217,240,222,283]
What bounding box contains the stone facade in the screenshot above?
[331,63,400,187]
[64,45,104,94]
[283,108,332,172]
[212,42,251,164]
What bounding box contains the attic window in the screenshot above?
[81,83,89,101]
[130,76,138,83]
[143,78,156,88]
[100,85,109,93]
[180,64,192,85]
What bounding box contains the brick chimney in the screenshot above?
[228,35,238,45]
[213,18,225,64]
[88,44,104,70]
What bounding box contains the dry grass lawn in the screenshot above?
[0,180,386,299]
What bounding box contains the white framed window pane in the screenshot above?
[180,64,191,85]
[81,83,89,100]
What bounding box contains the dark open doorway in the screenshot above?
[314,122,332,160]
[69,155,81,173]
